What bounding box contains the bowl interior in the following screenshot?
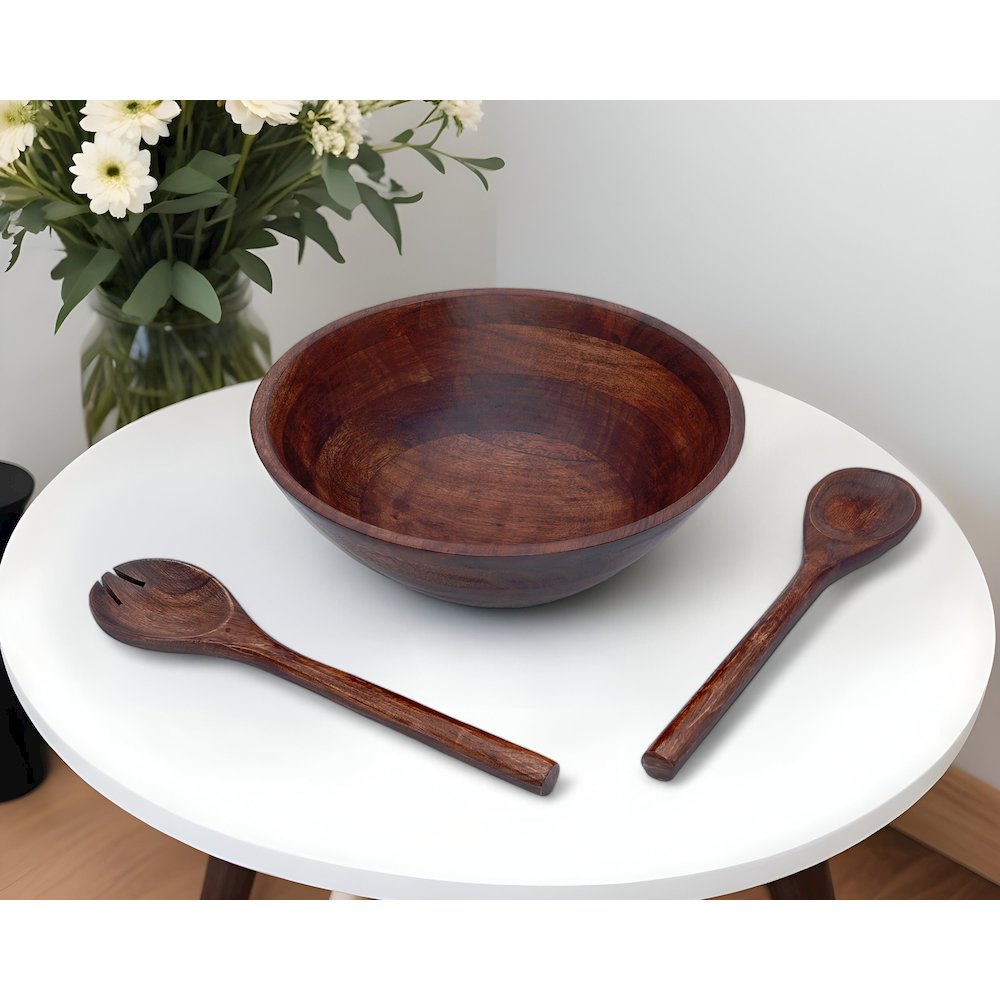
[261,292,737,547]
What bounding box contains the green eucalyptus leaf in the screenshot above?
[321,156,361,211]
[298,182,350,220]
[325,201,352,222]
[0,184,38,203]
[230,248,273,293]
[51,247,89,281]
[188,150,241,180]
[243,230,279,250]
[266,216,306,262]
[358,185,401,254]
[294,181,325,202]
[389,192,423,205]
[93,215,130,252]
[44,201,89,221]
[207,196,237,225]
[158,166,225,196]
[149,191,229,214]
[5,228,26,272]
[299,209,345,263]
[17,201,49,233]
[465,165,490,190]
[456,156,505,170]
[121,259,173,323]
[170,261,221,322]
[355,144,385,181]
[55,247,120,332]
[59,246,119,303]
[414,147,446,174]
[392,128,414,143]
[126,211,147,236]
[264,151,315,196]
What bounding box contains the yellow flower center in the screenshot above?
[123,101,158,118]
[2,104,32,127]
[101,160,128,187]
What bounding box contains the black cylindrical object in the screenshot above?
[1,461,48,801]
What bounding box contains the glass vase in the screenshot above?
[81,275,271,444]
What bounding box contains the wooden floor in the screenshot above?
[2,753,999,900]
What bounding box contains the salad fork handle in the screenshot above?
[216,626,560,796]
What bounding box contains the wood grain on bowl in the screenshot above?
[250,289,744,607]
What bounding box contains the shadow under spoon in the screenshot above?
[642,467,921,781]
[89,557,559,795]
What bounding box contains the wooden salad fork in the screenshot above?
[89,558,559,795]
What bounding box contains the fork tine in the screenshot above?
[89,579,118,611]
[113,560,150,586]
[101,571,143,603]
[113,558,212,596]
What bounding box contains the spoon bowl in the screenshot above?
[804,468,922,579]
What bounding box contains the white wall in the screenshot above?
[490,100,1000,786]
[0,108,498,491]
[3,101,999,788]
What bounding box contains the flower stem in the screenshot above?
[160,215,174,263]
[214,132,255,259]
[252,134,303,153]
[228,133,256,196]
[225,168,319,247]
[174,101,194,166]
[190,209,205,265]
[13,159,68,203]
[372,117,448,156]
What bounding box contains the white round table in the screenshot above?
[0,379,993,898]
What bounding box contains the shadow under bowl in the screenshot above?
[250,288,744,608]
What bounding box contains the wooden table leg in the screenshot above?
[766,860,835,899]
[200,856,257,899]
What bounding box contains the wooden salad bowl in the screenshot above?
[250,289,744,608]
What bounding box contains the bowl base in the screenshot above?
[359,430,635,545]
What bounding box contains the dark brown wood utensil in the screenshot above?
[642,468,921,781]
[89,558,559,795]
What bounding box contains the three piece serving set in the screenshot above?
[89,289,920,795]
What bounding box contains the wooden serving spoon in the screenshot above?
[89,558,559,795]
[642,467,921,781]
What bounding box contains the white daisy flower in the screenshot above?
[69,134,157,218]
[80,100,181,146]
[304,101,363,158]
[0,101,43,168]
[225,101,303,135]
[437,100,483,134]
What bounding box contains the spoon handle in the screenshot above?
[219,630,559,796]
[642,563,832,781]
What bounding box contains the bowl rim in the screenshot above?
[250,287,745,557]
